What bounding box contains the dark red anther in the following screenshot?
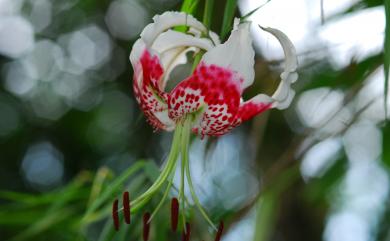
[171,198,179,232]
[112,199,119,231]
[181,222,191,241]
[214,221,224,241]
[122,191,131,224]
[143,212,151,241]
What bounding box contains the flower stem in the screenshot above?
[179,119,192,231]
[129,124,183,213]
[181,119,217,231]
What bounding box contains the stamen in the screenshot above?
[181,222,191,241]
[171,197,179,232]
[214,221,224,241]
[123,191,131,224]
[112,199,119,231]
[143,212,151,241]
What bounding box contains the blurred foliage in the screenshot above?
[0,0,389,241]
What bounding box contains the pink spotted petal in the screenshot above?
[133,49,174,131]
[231,94,273,128]
[201,21,255,89]
[168,63,243,136]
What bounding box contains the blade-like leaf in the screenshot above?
[180,0,200,14]
[302,53,383,90]
[241,0,271,21]
[82,161,146,224]
[221,0,238,39]
[326,0,383,21]
[203,0,215,28]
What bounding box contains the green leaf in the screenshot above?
[383,123,390,169]
[303,53,383,90]
[180,0,200,14]
[253,191,278,241]
[81,161,146,225]
[326,0,384,21]
[254,165,300,241]
[203,0,215,28]
[241,0,271,21]
[220,0,238,39]
[385,0,390,119]
[304,156,347,204]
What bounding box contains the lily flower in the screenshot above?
[114,11,298,241]
[130,12,297,137]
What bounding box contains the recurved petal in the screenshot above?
[260,26,298,110]
[141,11,207,47]
[230,94,273,129]
[132,48,175,131]
[160,46,198,90]
[201,20,255,90]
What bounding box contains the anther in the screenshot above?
[182,222,191,241]
[112,199,119,231]
[122,191,131,224]
[171,197,179,232]
[143,212,151,241]
[214,221,224,241]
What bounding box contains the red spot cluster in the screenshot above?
[133,50,169,130]
[132,49,273,136]
[168,63,243,136]
[236,101,272,123]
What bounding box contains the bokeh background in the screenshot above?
[0,0,389,241]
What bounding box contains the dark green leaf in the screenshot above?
[203,0,215,28]
[303,53,383,90]
[327,0,384,21]
[383,123,390,169]
[220,0,237,39]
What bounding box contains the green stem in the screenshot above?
[185,156,217,231]
[179,120,192,230]
[182,119,217,231]
[148,166,177,221]
[129,125,183,213]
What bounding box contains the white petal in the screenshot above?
[201,22,255,89]
[154,110,175,131]
[260,26,298,73]
[160,46,198,89]
[260,26,298,109]
[208,31,220,45]
[273,89,295,110]
[141,11,207,47]
[129,38,145,67]
[151,30,214,53]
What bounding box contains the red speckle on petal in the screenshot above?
[168,62,244,136]
[231,101,272,128]
[133,49,171,131]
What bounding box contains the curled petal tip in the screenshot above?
[258,24,266,31]
[260,25,298,110]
